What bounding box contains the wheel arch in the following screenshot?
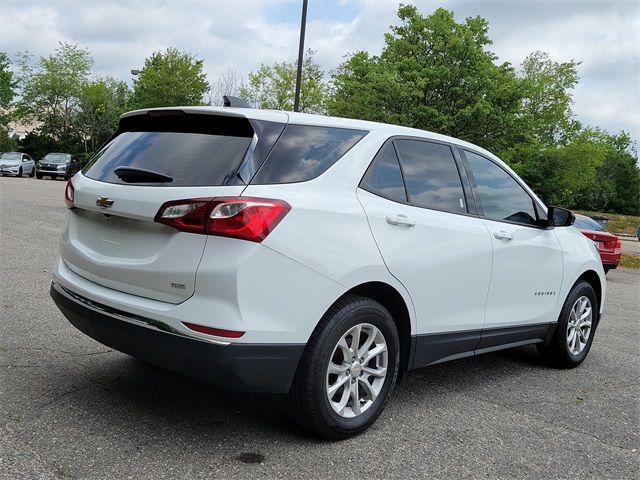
[342,281,413,376]
[576,269,603,320]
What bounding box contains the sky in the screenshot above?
[1,0,638,141]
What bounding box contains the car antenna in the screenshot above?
[223,96,251,108]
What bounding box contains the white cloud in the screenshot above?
[1,0,638,140]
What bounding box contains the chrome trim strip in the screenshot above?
[57,283,230,346]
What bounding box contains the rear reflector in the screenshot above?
[182,322,245,338]
[154,196,290,242]
[65,181,75,209]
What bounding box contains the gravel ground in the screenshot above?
[1,176,638,480]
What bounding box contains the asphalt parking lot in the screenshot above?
[622,238,640,254]
[1,176,638,480]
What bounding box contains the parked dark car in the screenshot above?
[574,214,622,273]
[36,153,82,180]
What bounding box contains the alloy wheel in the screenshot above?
[325,323,388,418]
[566,295,592,355]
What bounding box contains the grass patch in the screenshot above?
[620,253,640,269]
[53,466,72,478]
[577,211,640,236]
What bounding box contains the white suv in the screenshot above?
[51,104,605,439]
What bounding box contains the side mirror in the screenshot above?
[548,206,575,227]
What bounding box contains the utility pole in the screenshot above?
[293,0,308,113]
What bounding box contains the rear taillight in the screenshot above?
[603,237,622,249]
[64,181,75,209]
[154,197,290,243]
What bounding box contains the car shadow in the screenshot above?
[57,343,547,446]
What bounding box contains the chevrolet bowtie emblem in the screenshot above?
[96,197,114,209]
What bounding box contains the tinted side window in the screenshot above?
[465,150,537,226]
[395,139,466,213]
[360,143,407,203]
[251,125,367,184]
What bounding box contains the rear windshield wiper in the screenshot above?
[113,167,173,183]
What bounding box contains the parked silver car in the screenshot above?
[0,152,35,177]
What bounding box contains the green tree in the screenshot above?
[0,51,16,110]
[0,51,18,151]
[16,42,93,146]
[131,47,210,108]
[329,6,523,153]
[18,131,61,160]
[519,51,581,146]
[76,77,130,153]
[577,131,640,214]
[240,50,328,113]
[598,136,640,215]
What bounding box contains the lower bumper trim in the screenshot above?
[50,282,304,393]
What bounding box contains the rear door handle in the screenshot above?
[494,230,513,241]
[386,214,415,227]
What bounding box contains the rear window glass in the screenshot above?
[84,132,252,186]
[574,215,604,231]
[83,112,256,186]
[251,125,367,184]
[44,153,71,163]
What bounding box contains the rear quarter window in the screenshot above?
[360,142,407,203]
[251,125,367,184]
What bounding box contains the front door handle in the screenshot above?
[386,214,415,227]
[494,230,514,241]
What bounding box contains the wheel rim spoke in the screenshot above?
[357,327,378,359]
[335,383,351,415]
[363,343,387,364]
[327,374,350,397]
[358,378,377,403]
[336,337,350,359]
[363,366,386,378]
[349,325,361,359]
[579,308,591,321]
[328,362,349,375]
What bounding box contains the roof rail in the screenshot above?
[223,96,251,108]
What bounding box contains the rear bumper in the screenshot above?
[50,282,304,393]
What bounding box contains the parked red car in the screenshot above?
[574,214,622,273]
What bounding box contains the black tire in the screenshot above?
[288,294,400,439]
[29,168,35,177]
[36,173,43,179]
[17,167,22,177]
[538,280,598,368]
[50,174,57,180]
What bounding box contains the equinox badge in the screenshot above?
[96,197,114,209]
